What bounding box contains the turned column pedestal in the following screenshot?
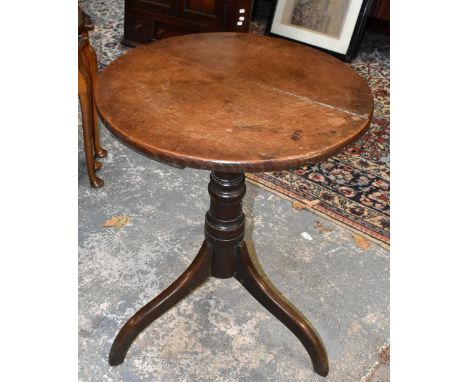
[108,172,329,376]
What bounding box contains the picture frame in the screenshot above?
[266,0,374,62]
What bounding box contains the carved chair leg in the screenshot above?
[108,241,212,366]
[78,62,104,188]
[82,42,107,158]
[94,160,102,171]
[235,242,329,377]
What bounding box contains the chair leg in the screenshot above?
[78,57,104,188]
[82,41,107,158]
[94,161,102,171]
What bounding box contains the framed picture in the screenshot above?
[266,0,374,61]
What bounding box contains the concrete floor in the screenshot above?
[79,121,389,381]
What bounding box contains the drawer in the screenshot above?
[124,10,154,43]
[178,0,225,27]
[153,21,193,40]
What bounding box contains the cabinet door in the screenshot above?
[178,0,226,27]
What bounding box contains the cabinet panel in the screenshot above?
[178,0,225,26]
[186,0,216,13]
[153,20,193,40]
[225,0,251,33]
[124,9,154,42]
[123,0,253,44]
[133,0,177,15]
[372,0,390,21]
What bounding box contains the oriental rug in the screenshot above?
[80,0,390,247]
[249,21,390,247]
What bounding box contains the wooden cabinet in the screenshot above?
[368,0,390,34]
[372,0,390,21]
[123,0,253,45]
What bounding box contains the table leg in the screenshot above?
[108,241,211,365]
[108,171,329,376]
[235,242,329,376]
[206,171,328,376]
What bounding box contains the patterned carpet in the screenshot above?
[80,0,390,247]
[247,23,390,247]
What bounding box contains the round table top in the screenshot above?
[95,33,373,172]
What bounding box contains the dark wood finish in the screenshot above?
[109,241,212,366]
[372,0,390,21]
[108,172,329,376]
[368,0,390,34]
[205,172,246,278]
[78,6,93,35]
[235,242,328,376]
[122,0,253,46]
[78,7,107,188]
[95,33,373,377]
[96,33,373,172]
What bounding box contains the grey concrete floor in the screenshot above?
[79,121,389,381]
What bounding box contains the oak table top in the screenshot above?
[95,32,373,173]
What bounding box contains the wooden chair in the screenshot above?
[78,6,107,188]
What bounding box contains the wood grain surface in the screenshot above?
[95,32,373,172]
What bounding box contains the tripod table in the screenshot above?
[95,32,374,377]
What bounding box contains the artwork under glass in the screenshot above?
[268,0,373,60]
